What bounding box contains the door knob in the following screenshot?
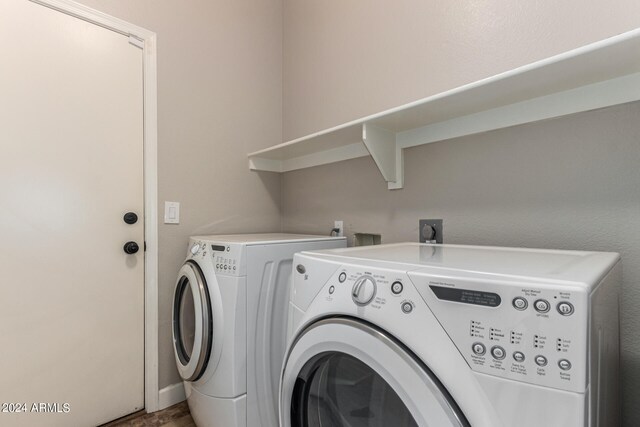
[123,241,139,254]
[123,212,138,224]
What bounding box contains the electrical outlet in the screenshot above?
[419,219,443,243]
[334,220,344,237]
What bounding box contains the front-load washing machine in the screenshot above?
[281,243,620,427]
[172,233,346,427]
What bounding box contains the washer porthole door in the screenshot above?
[172,261,213,381]
[281,318,469,427]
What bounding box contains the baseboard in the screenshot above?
[158,382,186,410]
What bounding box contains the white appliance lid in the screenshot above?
[302,243,619,286]
[191,233,345,245]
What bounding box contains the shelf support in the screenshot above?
[362,123,403,189]
[388,140,404,190]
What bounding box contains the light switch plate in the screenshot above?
[164,201,180,224]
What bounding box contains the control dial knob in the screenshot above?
[352,276,376,306]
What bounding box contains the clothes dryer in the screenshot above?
[173,233,346,427]
[281,243,620,427]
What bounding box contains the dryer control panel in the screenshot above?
[210,243,241,276]
[187,239,246,276]
[408,271,588,393]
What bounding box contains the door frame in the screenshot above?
[28,0,160,412]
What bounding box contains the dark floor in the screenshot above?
[103,402,195,427]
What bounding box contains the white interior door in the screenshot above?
[0,1,144,425]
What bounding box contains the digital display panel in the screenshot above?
[211,245,226,252]
[429,285,501,307]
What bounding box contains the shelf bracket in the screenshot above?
[362,123,403,189]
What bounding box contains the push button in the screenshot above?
[512,297,528,311]
[491,346,506,360]
[329,286,335,295]
[535,355,548,367]
[472,343,486,356]
[401,302,414,314]
[534,299,550,313]
[391,281,403,295]
[557,302,574,316]
[513,351,525,363]
[338,272,347,283]
[558,359,572,371]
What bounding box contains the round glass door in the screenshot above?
[293,352,418,427]
[282,318,469,427]
[172,261,213,381]
[174,275,197,364]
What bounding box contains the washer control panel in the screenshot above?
[409,271,587,393]
[319,266,417,319]
[311,262,588,393]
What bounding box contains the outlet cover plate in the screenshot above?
[419,219,443,244]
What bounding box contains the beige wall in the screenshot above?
[75,0,283,388]
[283,0,640,140]
[282,1,640,425]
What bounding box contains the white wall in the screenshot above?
[75,0,283,389]
[282,1,640,425]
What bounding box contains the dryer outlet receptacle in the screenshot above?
[419,219,443,243]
